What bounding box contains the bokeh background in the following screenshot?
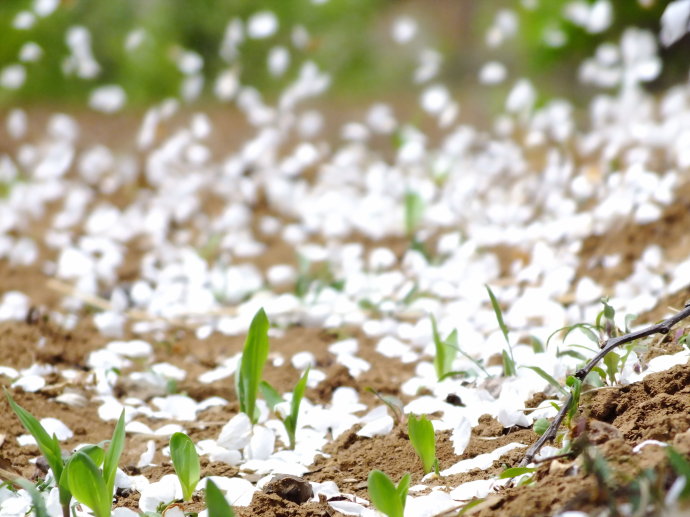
[1,0,688,120]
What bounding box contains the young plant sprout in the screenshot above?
[259,366,310,449]
[407,414,439,476]
[62,410,126,517]
[170,432,200,501]
[485,284,516,376]
[6,389,73,517]
[236,307,270,424]
[367,470,410,517]
[205,479,236,517]
[430,314,458,380]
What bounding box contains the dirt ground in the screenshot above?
[2,110,690,517]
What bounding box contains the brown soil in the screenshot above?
[3,109,690,517]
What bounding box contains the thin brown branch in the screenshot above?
[520,302,690,467]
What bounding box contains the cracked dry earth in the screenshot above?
[2,106,690,517]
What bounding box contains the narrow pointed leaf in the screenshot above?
[237,308,270,424]
[5,390,64,482]
[206,479,236,517]
[485,285,509,345]
[523,366,567,395]
[103,410,126,497]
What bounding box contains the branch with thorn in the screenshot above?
[519,302,690,467]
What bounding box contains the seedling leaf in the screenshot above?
[502,350,516,377]
[499,467,537,479]
[103,410,126,497]
[259,381,284,410]
[4,389,70,505]
[667,447,690,499]
[404,191,424,238]
[523,366,567,395]
[395,473,411,503]
[64,452,111,517]
[206,479,236,517]
[170,432,200,501]
[533,418,550,436]
[237,308,270,424]
[283,366,310,450]
[368,470,405,517]
[407,414,437,475]
[431,315,458,380]
[485,284,510,346]
[14,478,50,517]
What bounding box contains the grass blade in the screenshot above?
[170,432,200,501]
[103,410,125,497]
[667,447,690,499]
[238,308,270,424]
[368,470,404,517]
[15,478,50,517]
[284,366,310,449]
[485,284,509,345]
[206,479,236,517]
[522,366,567,395]
[431,315,458,380]
[407,415,436,475]
[5,390,65,484]
[501,350,516,377]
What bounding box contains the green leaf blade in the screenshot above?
[64,452,111,517]
[238,308,270,424]
[485,285,510,345]
[522,366,567,395]
[368,470,404,517]
[407,415,436,475]
[103,410,126,497]
[170,432,200,501]
[206,479,236,517]
[5,390,65,482]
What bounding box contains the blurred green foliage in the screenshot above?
[0,0,396,106]
[0,0,687,108]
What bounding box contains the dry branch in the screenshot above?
[520,302,690,467]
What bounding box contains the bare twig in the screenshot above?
[520,302,690,467]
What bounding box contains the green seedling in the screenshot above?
[205,479,236,517]
[6,389,72,516]
[430,316,490,378]
[430,315,458,380]
[522,366,567,396]
[259,366,310,449]
[407,414,439,475]
[62,410,126,517]
[170,432,200,501]
[367,470,410,517]
[499,466,537,486]
[404,190,424,239]
[533,418,550,436]
[565,375,582,428]
[667,447,690,500]
[236,308,270,424]
[596,297,619,339]
[14,478,50,517]
[485,285,516,376]
[365,387,403,424]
